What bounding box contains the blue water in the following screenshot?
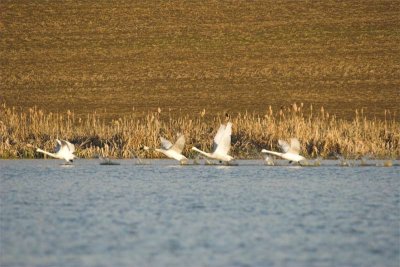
[1,160,399,267]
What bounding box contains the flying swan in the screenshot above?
[145,134,188,164]
[192,122,234,163]
[36,139,77,163]
[261,138,305,163]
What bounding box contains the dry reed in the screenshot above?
[0,103,398,160]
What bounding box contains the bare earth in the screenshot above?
[1,1,399,120]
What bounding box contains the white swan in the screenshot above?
[36,139,77,163]
[261,138,305,163]
[145,134,188,164]
[192,122,234,163]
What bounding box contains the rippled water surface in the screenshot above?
[1,160,399,267]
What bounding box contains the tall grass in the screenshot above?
[0,103,398,160]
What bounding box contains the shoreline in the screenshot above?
[1,104,399,160]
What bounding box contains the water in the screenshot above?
[1,160,399,267]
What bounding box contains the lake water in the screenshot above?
[1,159,399,267]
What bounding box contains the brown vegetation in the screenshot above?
[1,103,398,160]
[1,1,399,120]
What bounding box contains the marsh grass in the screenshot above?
[1,103,398,160]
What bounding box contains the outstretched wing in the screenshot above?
[212,124,226,152]
[278,139,290,153]
[214,122,232,155]
[65,140,75,153]
[171,134,185,154]
[54,139,62,153]
[289,138,301,154]
[60,140,75,153]
[160,137,173,150]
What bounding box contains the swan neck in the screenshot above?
[262,150,283,157]
[36,148,58,159]
[192,147,212,158]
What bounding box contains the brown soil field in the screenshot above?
[1,1,399,120]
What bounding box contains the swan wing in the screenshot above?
[212,124,226,152]
[278,139,290,153]
[171,134,185,154]
[214,122,232,155]
[289,138,301,154]
[60,140,75,154]
[64,140,75,153]
[54,139,62,153]
[160,137,173,150]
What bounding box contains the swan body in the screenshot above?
[148,134,188,164]
[261,138,305,163]
[36,139,76,162]
[191,122,234,162]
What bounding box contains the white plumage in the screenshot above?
[192,122,234,162]
[36,139,77,163]
[147,134,188,164]
[261,138,305,163]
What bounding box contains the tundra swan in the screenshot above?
[36,139,77,163]
[261,138,305,163]
[192,122,234,163]
[145,134,188,164]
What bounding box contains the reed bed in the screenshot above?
[0,103,398,160]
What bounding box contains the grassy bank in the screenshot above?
[1,103,398,160]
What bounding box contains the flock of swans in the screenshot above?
[36,122,394,167]
[36,122,240,165]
